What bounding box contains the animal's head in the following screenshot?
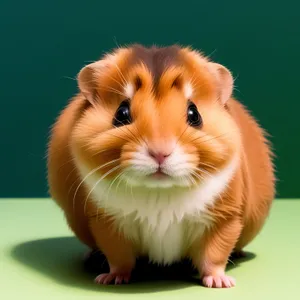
[71,45,241,190]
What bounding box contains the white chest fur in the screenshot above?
[77,156,238,264]
[119,213,207,264]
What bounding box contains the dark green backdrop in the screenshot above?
[1,1,299,198]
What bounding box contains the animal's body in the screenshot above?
[47,45,275,288]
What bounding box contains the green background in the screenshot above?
[1,1,299,198]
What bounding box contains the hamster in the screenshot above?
[47,44,275,288]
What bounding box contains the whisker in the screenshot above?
[189,132,229,144]
[125,176,130,195]
[71,158,120,212]
[98,86,127,98]
[198,161,218,171]
[188,170,210,187]
[96,171,126,221]
[132,123,149,148]
[67,176,80,200]
[56,157,76,172]
[218,193,224,205]
[206,48,217,59]
[91,148,120,158]
[115,171,127,194]
[181,128,210,146]
[175,124,189,149]
[113,36,121,49]
[186,173,198,186]
[190,170,206,181]
[89,111,141,146]
[111,118,141,145]
[84,60,97,64]
[191,166,213,179]
[187,133,211,144]
[189,73,197,87]
[104,131,131,143]
[104,170,126,207]
[113,63,128,87]
[125,125,144,146]
[103,72,126,90]
[84,165,121,214]
[77,76,126,97]
[65,166,78,183]
[63,76,77,81]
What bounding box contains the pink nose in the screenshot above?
[149,150,170,165]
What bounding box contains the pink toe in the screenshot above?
[115,276,123,285]
[103,274,114,285]
[94,274,106,284]
[214,277,222,288]
[203,276,213,288]
[95,273,114,285]
[94,270,132,285]
[221,276,231,288]
[228,276,236,287]
[203,275,236,288]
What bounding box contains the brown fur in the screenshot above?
[47,44,275,287]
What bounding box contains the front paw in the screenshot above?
[94,268,132,285]
[202,274,236,288]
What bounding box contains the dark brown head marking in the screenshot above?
[130,44,181,92]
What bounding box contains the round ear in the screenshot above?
[208,62,234,105]
[77,61,105,104]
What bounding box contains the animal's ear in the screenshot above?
[77,61,105,104]
[208,62,234,105]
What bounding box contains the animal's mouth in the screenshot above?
[149,168,171,180]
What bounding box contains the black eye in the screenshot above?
[113,100,132,127]
[187,101,202,127]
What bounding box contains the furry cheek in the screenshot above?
[70,116,133,181]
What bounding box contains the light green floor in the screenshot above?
[1,199,299,300]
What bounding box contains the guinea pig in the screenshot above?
[47,44,275,288]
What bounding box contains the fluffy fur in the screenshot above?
[47,44,275,288]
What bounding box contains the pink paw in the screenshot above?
[202,274,236,288]
[94,272,131,285]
